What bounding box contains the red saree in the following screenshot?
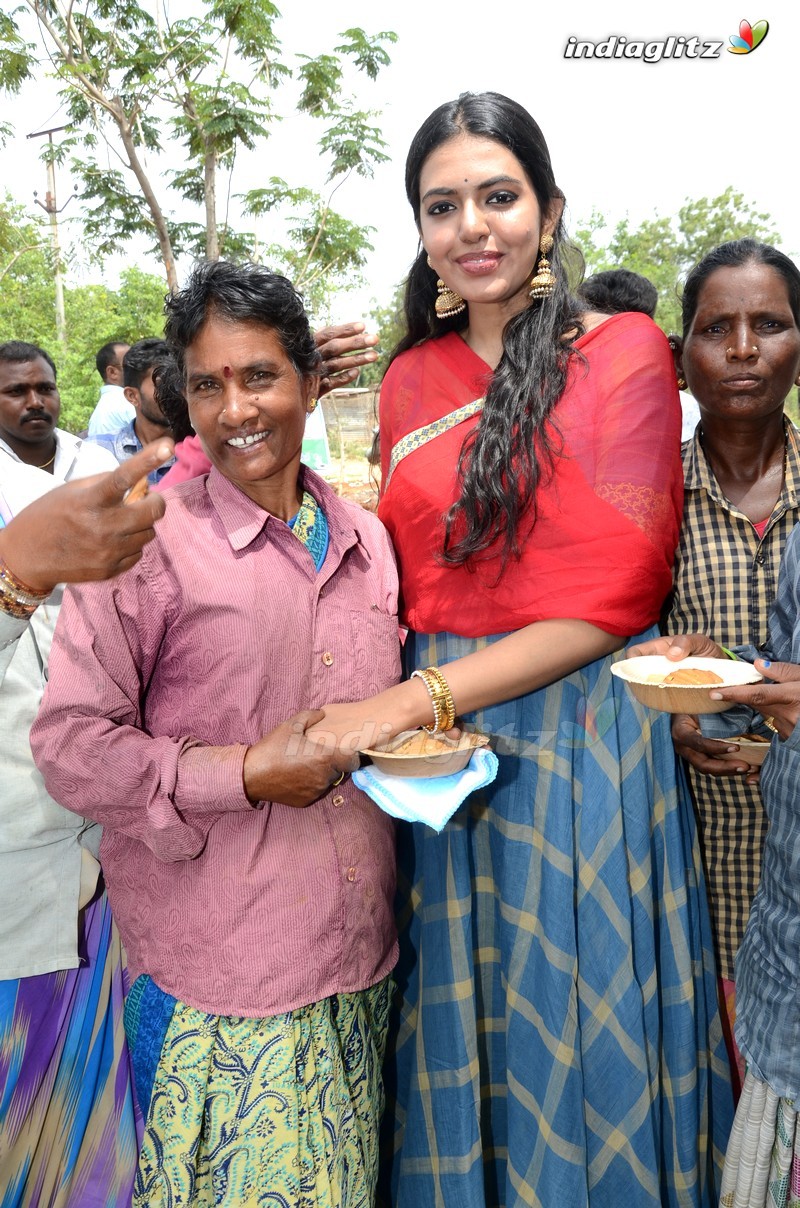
[378,313,683,638]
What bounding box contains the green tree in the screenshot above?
[0,196,168,431]
[1,2,395,309]
[0,197,61,353]
[58,269,169,430]
[574,188,779,334]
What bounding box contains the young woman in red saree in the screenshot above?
[310,92,733,1205]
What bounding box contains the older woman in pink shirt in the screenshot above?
[31,262,401,1208]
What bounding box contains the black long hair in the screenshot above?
[681,239,800,335]
[393,92,584,564]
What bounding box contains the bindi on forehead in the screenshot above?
[223,365,233,378]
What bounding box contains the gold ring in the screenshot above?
[331,771,345,787]
[762,716,779,734]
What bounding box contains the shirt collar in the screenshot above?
[205,463,367,558]
[681,428,725,506]
[782,420,800,508]
[114,420,141,455]
[0,429,75,480]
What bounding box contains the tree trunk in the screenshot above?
[204,146,219,261]
[113,103,179,292]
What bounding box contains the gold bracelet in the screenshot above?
[424,666,456,731]
[411,669,443,732]
[0,559,49,619]
[0,588,38,620]
[0,558,49,605]
[411,666,456,733]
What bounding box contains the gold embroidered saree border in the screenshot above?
[385,397,484,488]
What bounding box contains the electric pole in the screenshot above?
[27,124,74,348]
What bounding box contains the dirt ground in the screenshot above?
[320,454,380,512]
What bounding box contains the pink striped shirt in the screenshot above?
[31,467,401,1017]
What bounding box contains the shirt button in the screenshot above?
[347,866,357,882]
[756,554,765,565]
[322,652,334,666]
[332,794,345,807]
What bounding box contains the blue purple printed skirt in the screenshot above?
[0,892,138,1207]
[379,628,733,1207]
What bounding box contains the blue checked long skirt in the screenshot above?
[379,629,733,1208]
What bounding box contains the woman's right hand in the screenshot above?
[242,710,359,807]
[671,713,758,776]
[627,633,724,660]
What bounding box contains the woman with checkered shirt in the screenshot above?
[640,239,800,1206]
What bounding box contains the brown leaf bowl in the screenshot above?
[610,655,762,714]
[361,729,490,779]
[717,734,771,766]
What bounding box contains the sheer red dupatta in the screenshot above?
[377,315,683,639]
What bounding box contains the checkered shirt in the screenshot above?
[665,419,800,977]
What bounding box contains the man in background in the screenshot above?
[579,270,700,441]
[86,340,133,437]
[0,340,116,478]
[578,269,658,320]
[89,337,175,485]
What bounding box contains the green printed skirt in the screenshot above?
[124,974,391,1207]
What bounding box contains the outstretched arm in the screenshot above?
[309,618,624,754]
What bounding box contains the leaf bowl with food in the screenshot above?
[361,729,490,779]
[610,656,762,714]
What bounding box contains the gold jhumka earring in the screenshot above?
[529,235,557,299]
[427,255,466,319]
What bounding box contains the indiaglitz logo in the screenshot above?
[564,34,724,62]
[728,18,769,53]
[564,19,771,62]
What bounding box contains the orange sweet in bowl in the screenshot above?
[610,656,762,714]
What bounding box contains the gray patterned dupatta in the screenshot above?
[384,397,484,489]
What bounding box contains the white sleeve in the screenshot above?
[0,613,30,683]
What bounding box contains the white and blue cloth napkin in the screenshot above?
[353,747,499,832]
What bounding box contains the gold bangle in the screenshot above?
[424,666,456,731]
[0,558,49,604]
[0,589,38,620]
[411,668,443,733]
[411,666,456,733]
[0,561,47,619]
